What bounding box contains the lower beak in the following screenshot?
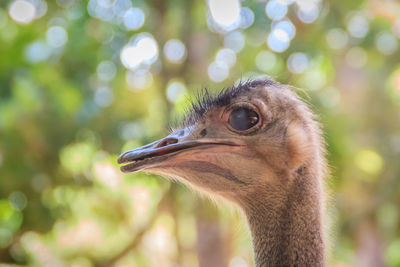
[118,136,240,173]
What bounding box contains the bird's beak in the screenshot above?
[118,134,241,173]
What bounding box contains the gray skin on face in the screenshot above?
[118,79,326,266]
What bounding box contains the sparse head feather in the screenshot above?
[181,78,279,127]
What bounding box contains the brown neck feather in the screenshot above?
[243,168,325,267]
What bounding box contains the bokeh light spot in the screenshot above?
[9,191,27,211]
[167,81,187,103]
[216,48,236,68]
[239,7,254,29]
[297,4,319,23]
[123,8,145,30]
[255,50,276,72]
[265,0,288,21]
[326,28,348,50]
[25,40,51,63]
[274,19,296,40]
[267,29,290,52]
[208,61,229,82]
[301,69,326,91]
[164,39,187,64]
[120,122,144,141]
[120,33,159,70]
[97,60,116,81]
[46,26,68,48]
[224,31,245,52]
[347,15,369,38]
[355,149,384,176]
[376,33,398,55]
[9,0,35,24]
[94,86,113,107]
[208,0,241,31]
[287,52,309,74]
[126,70,153,91]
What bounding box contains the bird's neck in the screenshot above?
[243,169,325,267]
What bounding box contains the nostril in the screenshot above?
[156,137,178,148]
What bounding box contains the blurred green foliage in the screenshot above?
[0,0,400,266]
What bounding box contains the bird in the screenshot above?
[118,78,327,266]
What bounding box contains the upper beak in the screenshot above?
[118,134,241,173]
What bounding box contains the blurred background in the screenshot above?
[0,0,400,266]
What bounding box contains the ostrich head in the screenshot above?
[118,79,325,209]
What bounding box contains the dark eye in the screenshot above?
[228,107,259,131]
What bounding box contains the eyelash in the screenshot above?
[226,102,256,113]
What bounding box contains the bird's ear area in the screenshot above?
[285,120,314,170]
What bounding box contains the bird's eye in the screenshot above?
[228,107,259,131]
